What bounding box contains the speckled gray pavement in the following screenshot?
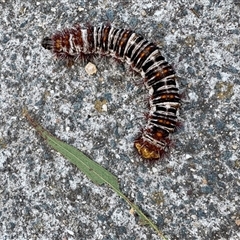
[0,1,239,239]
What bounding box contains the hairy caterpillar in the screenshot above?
[42,24,181,161]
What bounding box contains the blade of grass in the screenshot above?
[23,108,167,239]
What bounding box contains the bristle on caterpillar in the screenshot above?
[41,24,181,161]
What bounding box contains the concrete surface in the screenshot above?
[0,0,239,239]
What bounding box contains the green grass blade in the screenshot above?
[23,109,167,239]
[24,109,118,187]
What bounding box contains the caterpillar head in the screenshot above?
[41,37,53,50]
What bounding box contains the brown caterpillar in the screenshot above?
[42,24,181,161]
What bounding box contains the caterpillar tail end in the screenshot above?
[134,140,162,161]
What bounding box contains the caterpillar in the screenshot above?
[41,24,181,161]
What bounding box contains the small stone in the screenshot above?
[78,7,84,11]
[141,10,147,16]
[66,229,74,236]
[129,208,135,215]
[152,167,158,173]
[85,62,97,75]
[235,219,240,226]
[185,154,192,160]
[232,144,238,150]
[102,103,107,112]
[94,99,108,112]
